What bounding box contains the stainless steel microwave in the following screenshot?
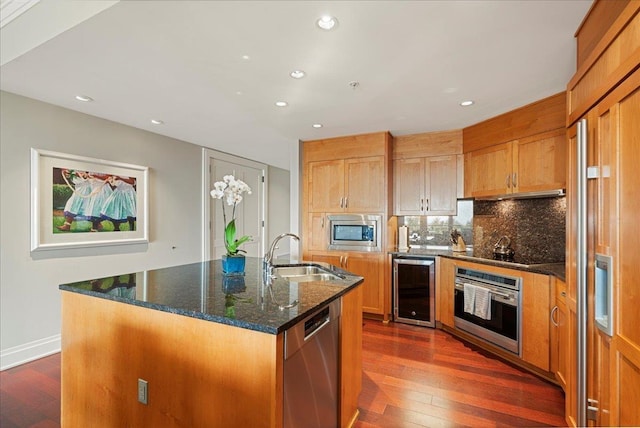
[327,214,381,252]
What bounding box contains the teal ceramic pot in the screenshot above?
[221,254,246,276]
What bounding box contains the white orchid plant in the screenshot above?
[210,175,252,256]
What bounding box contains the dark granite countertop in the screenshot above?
[59,257,363,335]
[389,247,566,281]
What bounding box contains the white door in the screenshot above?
[210,158,264,259]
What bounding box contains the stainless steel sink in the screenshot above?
[273,264,344,282]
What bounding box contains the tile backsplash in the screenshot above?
[473,197,566,264]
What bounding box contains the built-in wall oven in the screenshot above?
[393,257,436,327]
[454,266,522,355]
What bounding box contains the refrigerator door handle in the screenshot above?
[576,118,588,427]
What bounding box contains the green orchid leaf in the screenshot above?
[225,220,237,252]
[234,235,251,247]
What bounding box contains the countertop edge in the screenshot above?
[388,250,566,282]
[59,275,364,335]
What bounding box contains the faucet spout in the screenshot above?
[264,233,300,274]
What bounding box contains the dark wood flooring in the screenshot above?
[0,320,565,427]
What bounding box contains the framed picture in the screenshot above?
[30,148,149,252]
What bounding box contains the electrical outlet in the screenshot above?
[138,379,148,405]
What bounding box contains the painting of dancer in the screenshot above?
[52,168,137,233]
[31,148,148,252]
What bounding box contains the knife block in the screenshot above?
[452,236,466,252]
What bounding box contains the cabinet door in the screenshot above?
[340,285,362,427]
[436,257,456,328]
[425,155,458,215]
[554,280,568,391]
[464,142,513,197]
[513,129,566,193]
[345,253,384,315]
[306,213,328,251]
[308,253,342,267]
[344,156,385,213]
[521,272,551,371]
[393,158,425,215]
[308,160,344,212]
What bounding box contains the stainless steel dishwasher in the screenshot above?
[283,298,340,428]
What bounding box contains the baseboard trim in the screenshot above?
[1,334,61,370]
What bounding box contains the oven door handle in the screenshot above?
[455,282,512,299]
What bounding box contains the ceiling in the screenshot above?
[0,0,592,170]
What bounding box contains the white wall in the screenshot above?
[267,165,292,257]
[0,91,291,369]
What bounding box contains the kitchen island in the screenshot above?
[59,257,364,427]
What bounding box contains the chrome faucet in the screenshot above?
[264,233,300,275]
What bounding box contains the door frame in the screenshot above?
[201,148,268,261]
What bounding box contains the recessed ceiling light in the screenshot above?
[290,70,306,79]
[275,101,288,107]
[312,123,323,128]
[150,119,164,125]
[75,95,93,102]
[317,15,338,30]
[460,100,475,106]
[241,55,250,60]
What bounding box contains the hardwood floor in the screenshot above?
[355,320,565,427]
[0,321,565,427]
[0,352,60,428]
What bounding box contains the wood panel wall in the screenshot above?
[392,129,462,159]
[61,292,283,428]
[462,92,566,153]
[303,131,390,162]
[574,0,630,68]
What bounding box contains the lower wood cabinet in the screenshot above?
[436,257,553,374]
[521,272,551,371]
[550,278,568,391]
[436,257,456,328]
[308,252,386,317]
[340,285,363,427]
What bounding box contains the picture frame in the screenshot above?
[30,148,149,252]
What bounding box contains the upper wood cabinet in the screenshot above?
[464,142,512,197]
[345,156,386,213]
[307,159,344,212]
[307,156,386,213]
[464,128,566,198]
[393,155,458,215]
[392,129,463,215]
[514,129,567,193]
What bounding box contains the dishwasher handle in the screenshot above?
[304,306,331,340]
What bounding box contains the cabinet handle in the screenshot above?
[339,197,344,208]
[321,216,324,228]
[561,291,566,297]
[425,198,429,211]
[344,197,348,208]
[506,174,511,188]
[512,173,517,187]
[550,305,559,327]
[420,198,424,211]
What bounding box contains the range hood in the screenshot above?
[474,189,566,201]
